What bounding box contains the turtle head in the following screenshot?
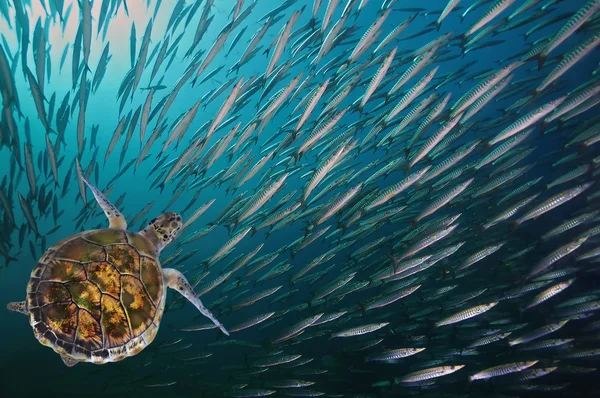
[141,212,183,254]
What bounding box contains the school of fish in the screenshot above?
[1,0,600,396]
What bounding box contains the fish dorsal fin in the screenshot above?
[81,177,127,230]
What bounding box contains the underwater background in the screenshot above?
[0,0,599,397]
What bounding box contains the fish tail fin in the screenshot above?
[465,377,473,390]
[4,255,18,267]
[480,139,492,154]
[425,20,440,31]
[360,304,367,316]
[576,143,589,157]
[201,260,209,272]
[536,53,546,71]
[538,120,548,135]
[306,299,314,309]
[509,220,521,232]
[83,63,91,74]
[410,218,418,230]
[386,252,398,268]
[459,34,467,49]
[302,224,312,238]
[586,162,595,176]
[249,227,257,237]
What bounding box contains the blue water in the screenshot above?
[1,0,599,397]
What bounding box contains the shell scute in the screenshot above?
[121,275,155,335]
[41,260,87,283]
[43,302,79,343]
[84,230,128,245]
[66,280,102,319]
[85,261,121,298]
[32,321,49,339]
[107,244,140,276]
[126,232,156,258]
[101,295,131,348]
[36,282,72,305]
[141,257,162,306]
[39,329,58,348]
[75,310,103,352]
[55,238,106,263]
[30,264,45,279]
[55,338,75,355]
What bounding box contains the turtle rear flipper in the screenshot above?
[60,355,79,367]
[163,268,229,336]
[7,301,27,315]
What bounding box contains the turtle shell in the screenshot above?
[25,229,166,364]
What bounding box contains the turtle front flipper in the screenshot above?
[163,268,229,336]
[81,176,127,230]
[7,301,27,315]
[60,354,79,367]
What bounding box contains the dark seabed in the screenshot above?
[0,0,600,397]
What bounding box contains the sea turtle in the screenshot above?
[7,177,228,366]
